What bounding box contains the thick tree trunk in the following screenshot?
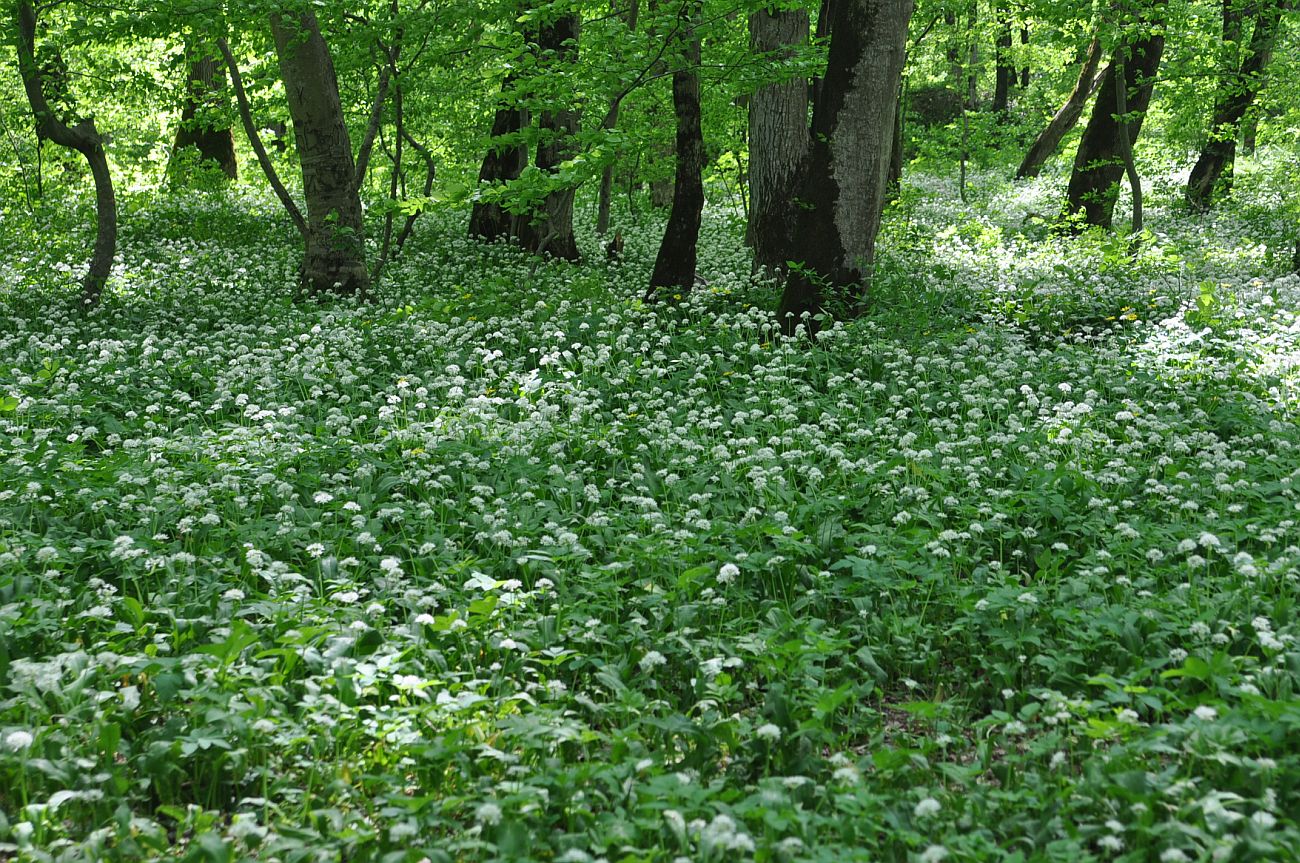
[272,10,369,295]
[517,14,582,261]
[1063,26,1164,229]
[1186,0,1282,211]
[15,0,116,305]
[747,6,811,272]
[467,77,529,242]
[1017,34,1104,179]
[778,0,914,332]
[171,50,237,181]
[993,11,1013,113]
[647,4,705,298]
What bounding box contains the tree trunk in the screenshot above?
[778,0,914,332]
[517,14,582,261]
[272,10,369,295]
[15,0,116,305]
[597,0,640,235]
[1019,24,1030,88]
[1063,25,1164,229]
[1017,34,1104,179]
[747,6,811,273]
[1113,57,1143,235]
[171,49,237,181]
[1186,0,1282,211]
[467,75,529,242]
[993,10,1013,113]
[885,79,904,202]
[647,3,705,298]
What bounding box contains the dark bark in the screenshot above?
[517,14,582,261]
[1019,24,1030,88]
[15,0,116,305]
[272,10,369,295]
[171,50,237,181]
[1063,25,1164,230]
[778,0,914,332]
[747,5,811,272]
[1114,58,1143,235]
[1186,0,1282,211]
[886,81,904,200]
[468,48,530,242]
[647,2,705,298]
[1017,34,1104,179]
[993,10,1013,113]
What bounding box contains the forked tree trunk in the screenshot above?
[778,0,914,332]
[467,74,530,242]
[1017,34,1104,179]
[1063,25,1164,229]
[647,2,705,298]
[517,14,582,261]
[171,49,237,181]
[15,0,116,305]
[1186,0,1282,211]
[747,6,811,272]
[272,10,369,295]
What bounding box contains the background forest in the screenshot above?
[4,0,1300,861]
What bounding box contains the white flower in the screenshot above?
[1159,849,1190,863]
[475,802,503,825]
[718,562,740,584]
[1193,705,1218,721]
[1098,835,1124,852]
[755,723,781,741]
[4,730,34,752]
[919,845,949,863]
[313,491,334,504]
[913,797,941,818]
[639,650,667,671]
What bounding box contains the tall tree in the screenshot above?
[646,0,704,298]
[467,68,530,242]
[171,46,237,182]
[1063,8,1164,230]
[1185,0,1283,211]
[516,11,582,260]
[1017,33,1104,179]
[596,0,640,235]
[747,5,810,272]
[271,8,369,294]
[993,7,1013,113]
[15,0,116,305]
[777,0,914,331]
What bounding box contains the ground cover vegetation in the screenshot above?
[4,0,1300,860]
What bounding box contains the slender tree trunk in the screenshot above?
[778,0,914,332]
[747,5,811,272]
[1063,24,1164,229]
[272,10,369,295]
[886,80,904,201]
[993,9,1013,113]
[1019,24,1030,87]
[516,13,582,260]
[1113,58,1142,235]
[597,0,640,235]
[1186,0,1282,211]
[15,0,116,305]
[647,2,705,298]
[1017,34,1104,179]
[171,49,237,181]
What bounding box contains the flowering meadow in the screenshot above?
[2,161,1300,862]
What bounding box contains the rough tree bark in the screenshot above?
[272,9,369,295]
[1063,21,1164,229]
[777,0,914,332]
[747,5,811,272]
[467,69,530,242]
[15,0,116,305]
[646,1,705,298]
[171,48,237,181]
[517,13,582,260]
[1017,34,1104,179]
[993,8,1013,113]
[1185,0,1282,211]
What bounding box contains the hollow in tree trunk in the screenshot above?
[647,2,705,299]
[517,13,582,261]
[1185,0,1282,211]
[15,0,116,305]
[171,49,237,181]
[777,0,914,333]
[272,10,369,295]
[1063,24,1164,230]
[1017,34,1104,179]
[747,5,811,273]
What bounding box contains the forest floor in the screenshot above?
[2,157,1300,862]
